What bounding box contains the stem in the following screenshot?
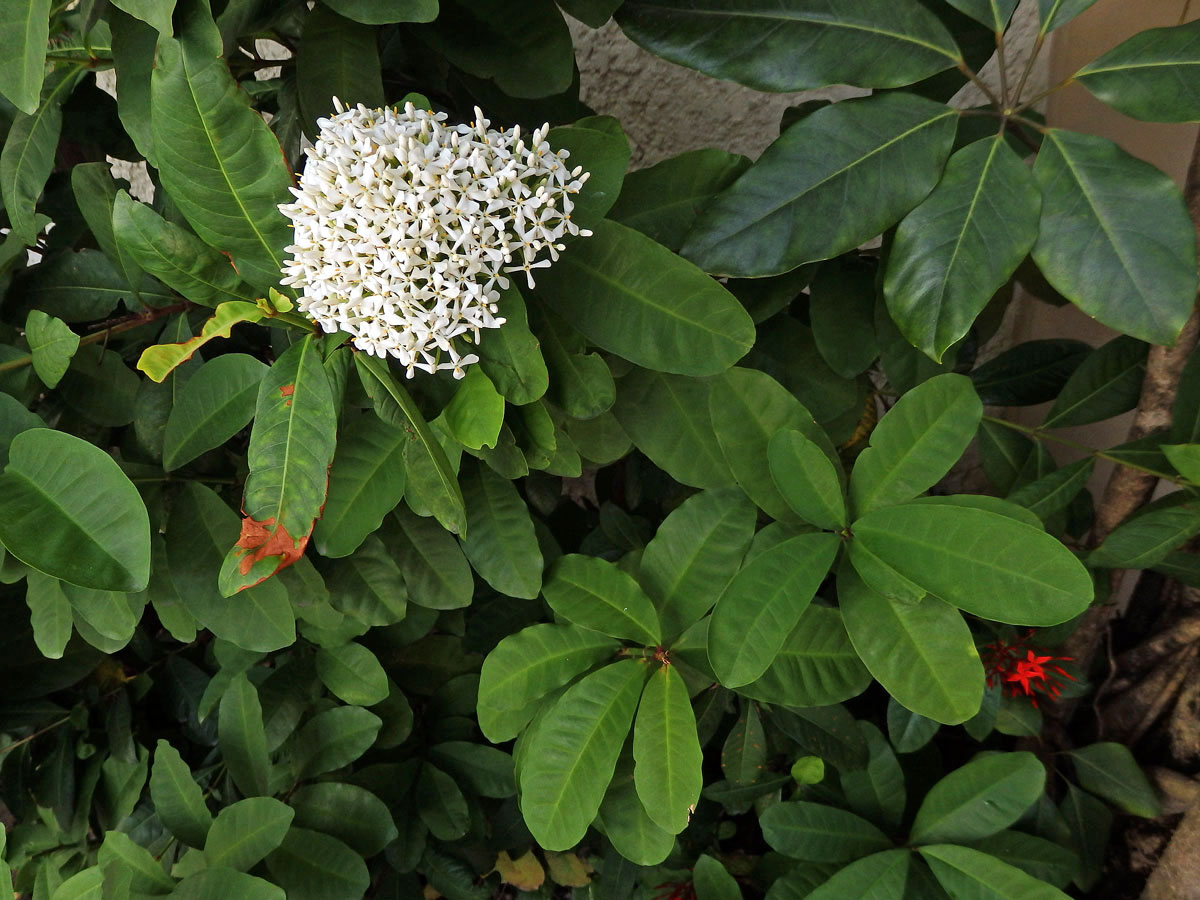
[1012,77,1075,116]
[995,30,1011,110]
[0,715,72,756]
[981,415,1194,485]
[957,59,1003,109]
[1011,33,1045,109]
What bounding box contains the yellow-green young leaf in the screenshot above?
[1076,19,1200,123]
[0,0,51,113]
[173,869,284,900]
[264,828,370,900]
[694,855,741,900]
[112,191,255,308]
[322,0,438,24]
[205,798,293,872]
[219,673,271,798]
[910,752,1045,844]
[0,430,150,592]
[25,311,80,387]
[520,659,647,849]
[459,463,543,599]
[441,367,504,450]
[150,2,293,291]
[596,752,676,865]
[615,0,959,92]
[138,302,265,383]
[1163,443,1200,483]
[543,554,660,644]
[24,571,73,659]
[355,353,466,535]
[49,868,104,900]
[493,850,546,891]
[804,850,910,900]
[920,844,1071,900]
[1032,130,1197,346]
[151,740,213,848]
[852,503,1092,626]
[289,783,397,857]
[1067,742,1161,817]
[760,801,892,862]
[839,565,984,725]
[633,664,703,834]
[387,506,472,610]
[163,354,268,471]
[767,428,846,530]
[680,93,958,278]
[709,533,840,688]
[315,642,389,706]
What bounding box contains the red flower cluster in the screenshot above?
[979,631,1077,708]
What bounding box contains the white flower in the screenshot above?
[279,99,591,378]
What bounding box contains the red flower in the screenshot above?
[979,631,1076,708]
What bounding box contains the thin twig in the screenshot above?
[1011,33,1046,109]
[958,60,1003,109]
[995,29,1011,110]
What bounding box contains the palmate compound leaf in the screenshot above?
[519,659,648,850]
[0,429,150,592]
[614,0,961,93]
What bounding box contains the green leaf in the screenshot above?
[520,659,647,850]
[681,93,958,277]
[324,533,406,626]
[428,742,516,798]
[841,722,906,830]
[137,301,265,383]
[476,287,548,405]
[543,554,661,644]
[24,572,73,659]
[356,353,466,535]
[887,699,940,753]
[910,752,1045,844]
[639,488,756,642]
[459,463,542,598]
[615,0,960,92]
[1037,0,1099,35]
[768,429,847,530]
[1007,458,1094,522]
[418,763,471,840]
[884,138,1040,361]
[1091,499,1200,569]
[1075,20,1200,122]
[97,831,174,893]
[761,801,892,862]
[840,565,983,724]
[612,368,734,490]
[442,368,505,451]
[920,844,1070,900]
[1164,443,1200,483]
[231,336,337,587]
[853,502,1092,625]
[803,851,910,900]
[546,116,631,230]
[1042,335,1148,428]
[289,783,397,857]
[0,429,150,592]
[0,0,50,114]
[633,663,704,834]
[0,392,46,468]
[219,673,271,798]
[112,191,254,308]
[809,261,880,378]
[851,373,981,516]
[25,309,80,391]
[1067,742,1161,817]
[163,353,268,471]
[297,1,383,134]
[150,2,294,291]
[1032,129,1197,345]
[536,219,754,375]
[740,606,872,707]
[964,830,1079,888]
[294,706,382,778]
[264,828,370,900]
[70,163,142,290]
[321,0,437,23]
[478,622,618,714]
[388,506,473,610]
[172,869,284,900]
[316,642,389,706]
[596,752,676,866]
[204,798,294,871]
[711,367,838,522]
[533,302,618,420]
[608,148,751,250]
[150,739,213,848]
[57,343,139,427]
[694,855,741,900]
[1,71,77,241]
[970,339,1091,406]
[944,0,1018,30]
[721,702,766,786]
[49,868,104,900]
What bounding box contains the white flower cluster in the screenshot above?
[279,100,591,378]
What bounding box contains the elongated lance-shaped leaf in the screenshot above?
[355,353,467,535]
[597,752,676,865]
[113,191,256,308]
[163,354,269,471]
[150,1,295,291]
[804,850,910,900]
[1042,335,1148,428]
[478,623,619,717]
[219,672,271,798]
[885,137,1041,361]
[543,554,661,644]
[151,739,213,848]
[297,1,384,136]
[1031,129,1198,346]
[1037,0,1099,35]
[460,462,542,598]
[138,302,266,383]
[633,663,703,834]
[519,659,648,850]
[1076,19,1200,123]
[768,428,847,530]
[681,93,958,277]
[945,0,1018,31]
[1089,499,1200,570]
[0,0,50,114]
[230,336,337,589]
[615,0,961,93]
[760,801,892,862]
[910,752,1045,844]
[72,164,143,291]
[920,844,1072,900]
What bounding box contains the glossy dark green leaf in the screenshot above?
[536,219,754,375]
[910,752,1045,844]
[1038,0,1099,35]
[428,741,516,798]
[608,148,751,250]
[841,721,906,829]
[519,659,646,850]
[23,249,149,323]
[545,115,630,229]
[887,699,940,753]
[25,310,78,388]
[388,506,473,610]
[417,763,470,840]
[460,463,542,598]
[596,752,676,866]
[290,782,398,856]
[533,303,617,420]
[804,850,910,900]
[920,844,1070,900]
[297,2,383,135]
[944,0,1018,30]
[709,533,840,688]
[885,138,1040,361]
[0,429,149,592]
[151,739,213,848]
[1043,336,1148,428]
[1007,459,1094,522]
[768,428,847,530]
[97,830,175,893]
[59,343,139,426]
[477,287,548,405]
[293,706,382,778]
[850,373,981,515]
[0,0,51,114]
[1076,20,1200,122]
[840,565,983,724]
[1067,742,1160,817]
[761,801,892,862]
[442,368,504,451]
[1,71,76,241]
[163,353,268,471]
[853,503,1093,626]
[970,339,1091,406]
[1032,130,1197,346]
[150,2,293,291]
[316,641,389,706]
[219,673,271,798]
[964,830,1079,888]
[543,554,661,644]
[204,798,293,871]
[721,702,765,786]
[633,663,703,834]
[681,93,958,277]
[615,0,960,92]
[264,828,370,900]
[809,260,880,378]
[325,534,406,626]
[71,163,141,290]
[322,0,438,23]
[557,0,622,26]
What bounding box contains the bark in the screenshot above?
[1140,796,1200,900]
